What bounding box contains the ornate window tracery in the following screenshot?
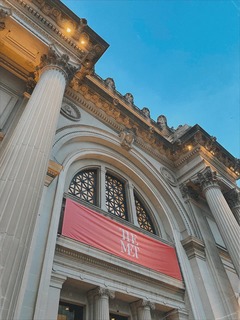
[134,193,155,234]
[67,168,156,234]
[68,169,97,205]
[105,173,128,220]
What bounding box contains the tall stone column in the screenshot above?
[92,287,115,320]
[135,300,155,320]
[0,45,79,319]
[225,188,240,225]
[197,167,240,276]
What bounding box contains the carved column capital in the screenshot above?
[37,45,80,82]
[225,188,240,209]
[89,286,115,300]
[197,167,219,192]
[134,299,155,310]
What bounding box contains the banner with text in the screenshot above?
[62,198,182,280]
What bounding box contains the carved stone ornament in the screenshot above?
[0,6,11,31]
[141,107,150,118]
[104,77,116,90]
[37,45,80,82]
[225,188,240,209]
[180,183,199,201]
[124,92,134,105]
[97,287,115,299]
[197,166,219,191]
[60,101,81,121]
[160,167,178,187]
[119,130,134,150]
[134,299,155,310]
[157,115,167,130]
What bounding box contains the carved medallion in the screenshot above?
[60,101,81,121]
[160,167,178,186]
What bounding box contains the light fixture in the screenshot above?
[187,145,192,151]
[66,27,71,33]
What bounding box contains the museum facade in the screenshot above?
[0,1,239,319]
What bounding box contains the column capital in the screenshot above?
[197,167,219,192]
[225,188,240,210]
[37,44,80,82]
[134,299,155,310]
[89,286,115,300]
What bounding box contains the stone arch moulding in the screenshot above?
[51,125,193,239]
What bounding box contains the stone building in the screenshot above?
[0,1,239,319]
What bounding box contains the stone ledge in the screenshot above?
[181,236,205,260]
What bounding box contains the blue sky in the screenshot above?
[62,0,239,158]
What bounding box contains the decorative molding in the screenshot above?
[61,100,81,121]
[119,129,134,150]
[160,167,178,187]
[124,92,134,105]
[181,236,205,260]
[179,183,199,201]
[0,5,11,31]
[45,160,63,186]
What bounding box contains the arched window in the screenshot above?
[105,173,128,220]
[68,169,97,205]
[134,193,155,234]
[67,168,156,234]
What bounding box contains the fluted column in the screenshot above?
[0,45,79,319]
[225,188,240,225]
[198,167,240,275]
[92,287,115,320]
[135,300,155,320]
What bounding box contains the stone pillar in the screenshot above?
[91,287,115,320]
[126,181,139,225]
[100,167,107,211]
[197,167,240,276]
[0,45,79,319]
[45,273,67,320]
[134,300,155,320]
[225,188,240,225]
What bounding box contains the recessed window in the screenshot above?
[68,169,97,205]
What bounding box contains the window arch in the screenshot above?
[67,167,156,235]
[105,173,128,220]
[134,192,155,234]
[68,169,97,205]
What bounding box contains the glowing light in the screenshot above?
[187,145,192,151]
[66,27,71,33]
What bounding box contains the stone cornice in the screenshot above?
[6,0,108,65]
[55,240,184,291]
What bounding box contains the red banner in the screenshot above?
[62,198,182,280]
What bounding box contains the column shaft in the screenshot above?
[137,305,152,320]
[0,67,67,319]
[204,186,240,275]
[94,294,109,320]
